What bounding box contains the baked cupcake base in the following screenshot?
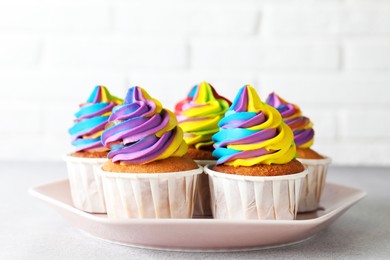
[213,159,304,176]
[63,154,107,213]
[70,151,108,158]
[297,148,324,160]
[102,155,198,173]
[187,146,215,160]
[204,164,308,220]
[98,156,203,219]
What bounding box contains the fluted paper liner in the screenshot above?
[204,165,308,220]
[193,160,215,216]
[297,157,332,212]
[98,166,203,219]
[63,155,107,213]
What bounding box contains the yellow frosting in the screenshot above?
[176,82,230,149]
[213,85,297,166]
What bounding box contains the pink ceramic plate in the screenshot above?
[29,180,366,251]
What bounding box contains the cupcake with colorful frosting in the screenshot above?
[99,86,203,219]
[64,85,123,213]
[175,82,231,216]
[266,92,321,159]
[69,86,123,157]
[175,82,231,160]
[266,92,331,212]
[204,85,308,220]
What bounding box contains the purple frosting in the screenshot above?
[101,87,186,164]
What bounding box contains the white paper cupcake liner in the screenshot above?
[63,155,107,213]
[98,166,203,219]
[204,165,308,220]
[297,157,332,212]
[193,160,216,217]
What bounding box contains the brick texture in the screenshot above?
[191,39,340,70]
[115,5,258,35]
[1,0,390,165]
[345,40,390,70]
[0,3,110,32]
[44,36,188,69]
[0,36,41,68]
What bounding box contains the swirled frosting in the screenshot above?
[68,86,123,152]
[101,86,188,164]
[175,82,231,150]
[212,85,297,167]
[266,92,314,148]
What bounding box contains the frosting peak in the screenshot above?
[266,92,314,148]
[68,86,123,152]
[86,85,122,104]
[175,82,231,149]
[102,86,187,164]
[230,84,264,113]
[212,85,297,167]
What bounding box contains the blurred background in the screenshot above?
[0,0,389,165]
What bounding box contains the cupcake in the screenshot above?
[175,82,231,216]
[204,85,308,220]
[99,86,203,219]
[266,92,331,212]
[64,85,123,213]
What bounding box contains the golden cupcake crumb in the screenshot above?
[70,151,108,158]
[186,146,215,160]
[212,159,304,176]
[102,154,198,173]
[296,148,324,159]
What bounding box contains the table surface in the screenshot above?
[1,162,389,259]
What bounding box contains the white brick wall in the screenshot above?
[262,5,340,35]
[191,39,340,70]
[0,36,41,68]
[339,109,390,139]
[0,0,389,165]
[345,40,390,70]
[44,36,188,69]
[114,4,258,35]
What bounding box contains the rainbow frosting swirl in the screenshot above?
[175,82,231,150]
[101,86,188,164]
[69,86,123,152]
[266,92,314,148]
[212,85,296,167]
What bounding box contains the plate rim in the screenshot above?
[28,179,367,226]
[28,179,367,251]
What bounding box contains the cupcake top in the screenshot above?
[68,86,123,152]
[266,92,314,149]
[101,86,188,164]
[212,85,296,167]
[175,82,231,150]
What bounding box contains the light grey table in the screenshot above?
[1,162,389,259]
